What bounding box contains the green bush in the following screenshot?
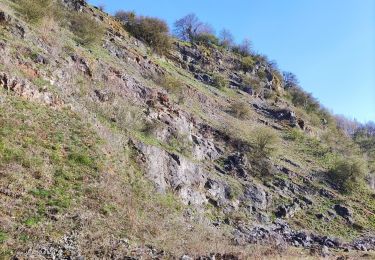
[167,133,192,156]
[329,157,367,193]
[69,12,105,46]
[241,56,255,72]
[15,0,52,23]
[211,73,228,89]
[0,231,7,244]
[195,33,219,46]
[242,75,262,94]
[250,127,280,158]
[263,89,277,100]
[141,120,163,137]
[230,101,252,119]
[117,11,171,54]
[158,75,184,94]
[287,87,320,114]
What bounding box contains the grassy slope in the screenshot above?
[0,0,375,259]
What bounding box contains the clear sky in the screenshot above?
[88,0,375,123]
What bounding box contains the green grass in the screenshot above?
[0,94,102,238]
[0,231,7,244]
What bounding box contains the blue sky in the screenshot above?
[88,0,375,123]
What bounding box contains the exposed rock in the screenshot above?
[242,182,269,210]
[71,54,92,77]
[61,0,87,11]
[0,72,62,107]
[224,152,249,178]
[134,141,207,205]
[275,202,301,218]
[234,220,345,251]
[204,179,232,207]
[0,11,10,25]
[192,134,221,161]
[94,89,114,102]
[333,204,353,223]
[33,54,49,65]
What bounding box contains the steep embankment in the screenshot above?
[0,0,374,259]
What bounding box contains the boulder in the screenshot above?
[333,204,353,222]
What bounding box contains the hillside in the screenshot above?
[0,0,375,259]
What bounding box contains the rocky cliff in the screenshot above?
[0,1,374,259]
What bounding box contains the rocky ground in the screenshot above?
[0,0,375,259]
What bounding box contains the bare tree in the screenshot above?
[335,114,360,136]
[233,38,252,56]
[115,10,136,25]
[98,4,105,12]
[174,13,203,42]
[219,29,234,48]
[283,71,299,89]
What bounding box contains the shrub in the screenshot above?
[250,127,280,158]
[158,75,184,94]
[15,0,52,23]
[232,38,252,56]
[141,120,163,137]
[242,75,262,94]
[241,56,255,72]
[287,87,320,113]
[168,133,193,156]
[219,29,234,48]
[69,12,105,46]
[211,73,228,89]
[230,101,252,119]
[195,33,219,46]
[263,89,276,100]
[0,230,7,243]
[329,157,367,193]
[117,11,171,54]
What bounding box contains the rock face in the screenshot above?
[61,0,87,11]
[0,73,62,107]
[134,142,208,205]
[242,183,269,210]
[224,152,249,178]
[0,1,373,258]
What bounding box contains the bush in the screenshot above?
[158,75,184,94]
[69,12,105,46]
[141,120,163,137]
[263,89,276,100]
[117,11,171,54]
[230,101,252,119]
[287,87,320,113]
[211,73,228,89]
[195,33,219,46]
[219,29,234,48]
[242,75,262,94]
[15,0,52,23]
[250,127,280,158]
[241,56,255,72]
[232,38,252,56]
[329,157,367,193]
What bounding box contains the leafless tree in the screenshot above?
[174,13,204,42]
[219,29,234,48]
[233,38,253,56]
[335,114,360,136]
[283,71,299,89]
